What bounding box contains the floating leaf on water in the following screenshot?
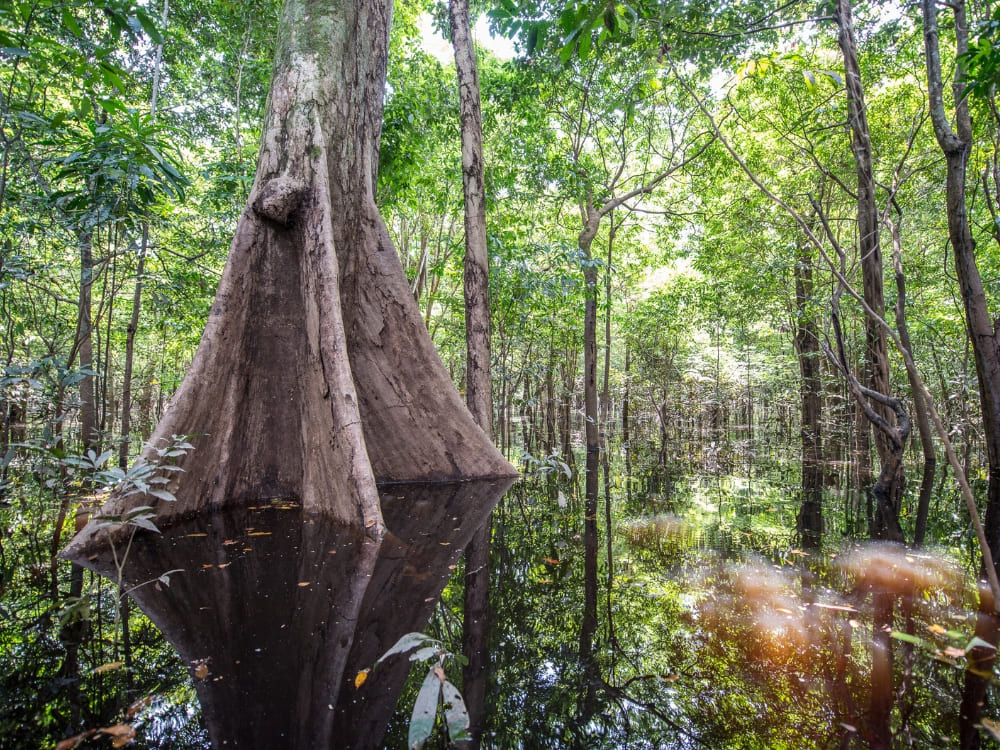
[354,669,368,689]
[99,724,135,748]
[185,533,208,538]
[94,661,124,674]
[297,582,310,587]
[222,539,238,546]
[192,659,210,680]
[125,695,155,718]
[248,531,271,536]
[56,730,96,750]
[811,603,858,613]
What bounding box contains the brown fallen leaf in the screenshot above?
[99,724,135,748]
[55,729,97,750]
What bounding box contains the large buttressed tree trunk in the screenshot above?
[68,0,515,551]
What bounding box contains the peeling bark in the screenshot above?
[66,0,515,555]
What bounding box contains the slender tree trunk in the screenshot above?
[793,241,823,548]
[923,0,1000,575]
[835,0,904,539]
[887,213,936,545]
[449,2,498,745]
[120,0,169,472]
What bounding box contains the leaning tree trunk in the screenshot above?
[68,0,515,553]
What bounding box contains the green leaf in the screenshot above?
[890,631,924,646]
[408,645,440,663]
[376,632,438,666]
[966,636,998,653]
[61,8,82,36]
[408,668,441,749]
[441,680,471,741]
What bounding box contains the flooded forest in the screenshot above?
[5,0,1000,748]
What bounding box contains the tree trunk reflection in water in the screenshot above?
[960,586,1000,749]
[65,480,512,749]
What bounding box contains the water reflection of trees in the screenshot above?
[481,468,998,749]
[66,480,512,749]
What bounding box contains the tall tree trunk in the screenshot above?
[120,0,169,472]
[887,212,936,546]
[68,0,516,555]
[793,240,824,548]
[834,0,904,539]
[923,0,1000,576]
[449,2,499,746]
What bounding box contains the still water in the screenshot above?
[25,455,1000,748]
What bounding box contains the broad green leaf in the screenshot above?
[890,631,923,646]
[966,636,998,653]
[408,667,441,749]
[376,632,438,666]
[441,680,471,741]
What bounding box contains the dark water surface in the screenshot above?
[15,458,1000,748]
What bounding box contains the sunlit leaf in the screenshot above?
[441,680,471,741]
[409,646,440,663]
[408,667,441,749]
[889,631,923,646]
[376,632,438,666]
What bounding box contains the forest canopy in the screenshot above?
[4,0,1000,745]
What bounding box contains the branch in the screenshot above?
[673,58,1000,610]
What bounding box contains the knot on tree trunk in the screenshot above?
[253,177,309,226]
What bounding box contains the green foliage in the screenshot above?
[372,632,471,748]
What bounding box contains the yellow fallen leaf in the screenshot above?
[811,603,858,613]
[94,661,123,674]
[927,624,948,636]
[297,582,310,587]
[248,531,271,536]
[192,660,210,680]
[355,669,368,689]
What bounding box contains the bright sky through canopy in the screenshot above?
[418,13,516,63]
